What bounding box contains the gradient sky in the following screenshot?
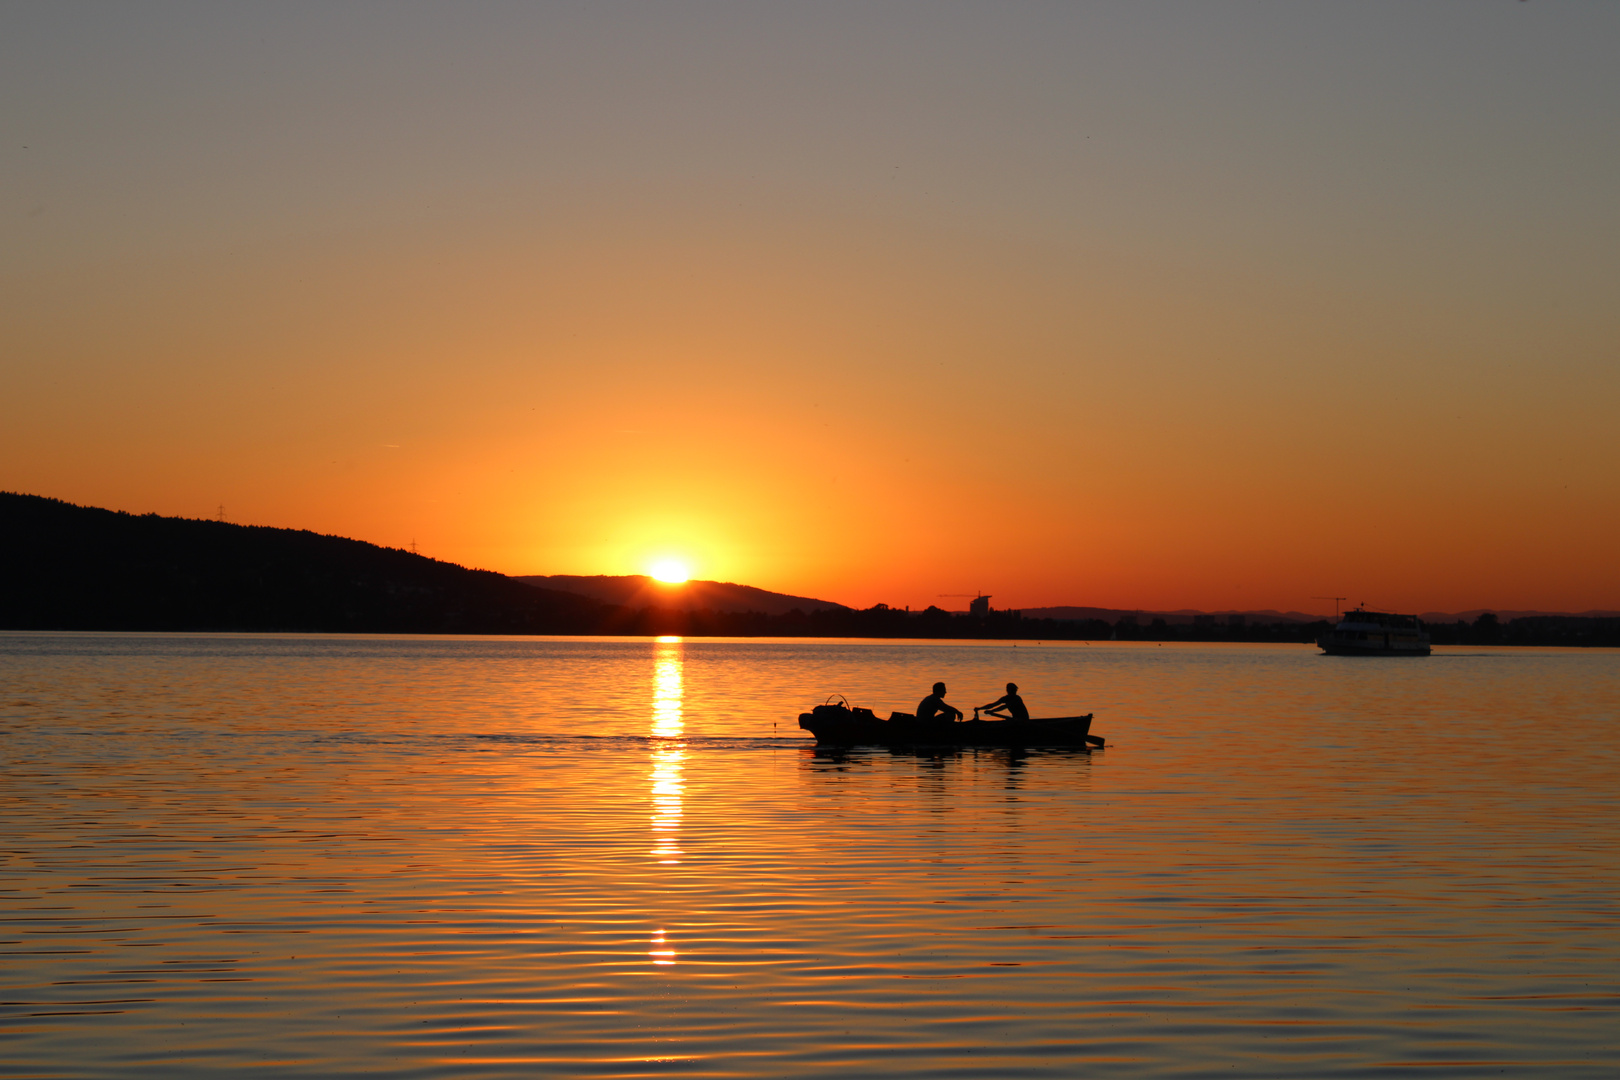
[4,2,1617,614]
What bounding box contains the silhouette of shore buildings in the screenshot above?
[3,492,1615,646]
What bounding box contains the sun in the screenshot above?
[649,558,691,584]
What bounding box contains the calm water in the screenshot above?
[2,633,1616,1078]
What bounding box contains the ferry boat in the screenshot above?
[1317,609,1432,656]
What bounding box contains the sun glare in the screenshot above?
[649,559,691,584]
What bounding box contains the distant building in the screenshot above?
[1227,614,1247,629]
[969,595,991,616]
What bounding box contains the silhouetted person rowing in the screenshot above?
[916,681,963,725]
[977,682,1029,721]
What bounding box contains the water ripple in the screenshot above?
[2,633,1616,1076]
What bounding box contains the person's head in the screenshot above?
[1006,682,1018,693]
[932,681,946,696]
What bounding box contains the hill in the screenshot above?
[0,492,608,633]
[513,574,846,616]
[5,492,1612,643]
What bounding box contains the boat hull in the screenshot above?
[1317,641,1431,656]
[799,710,1099,748]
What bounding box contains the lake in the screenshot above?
[2,632,1616,1077]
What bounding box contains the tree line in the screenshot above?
[4,493,1614,645]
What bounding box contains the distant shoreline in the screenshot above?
[5,493,1617,647]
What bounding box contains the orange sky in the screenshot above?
[3,4,1617,614]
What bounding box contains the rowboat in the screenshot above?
[798,700,1102,748]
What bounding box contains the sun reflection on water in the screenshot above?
[651,638,684,740]
[648,637,684,966]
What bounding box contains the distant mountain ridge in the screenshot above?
[1416,608,1620,623]
[513,575,846,616]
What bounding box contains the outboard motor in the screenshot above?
[799,696,880,731]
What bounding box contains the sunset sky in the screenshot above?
[4,2,1617,614]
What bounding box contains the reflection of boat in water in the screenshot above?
[798,700,1102,748]
[1317,609,1432,656]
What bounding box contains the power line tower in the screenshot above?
[1312,596,1347,619]
[216,504,227,523]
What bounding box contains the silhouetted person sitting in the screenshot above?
[977,682,1029,721]
[916,681,963,725]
